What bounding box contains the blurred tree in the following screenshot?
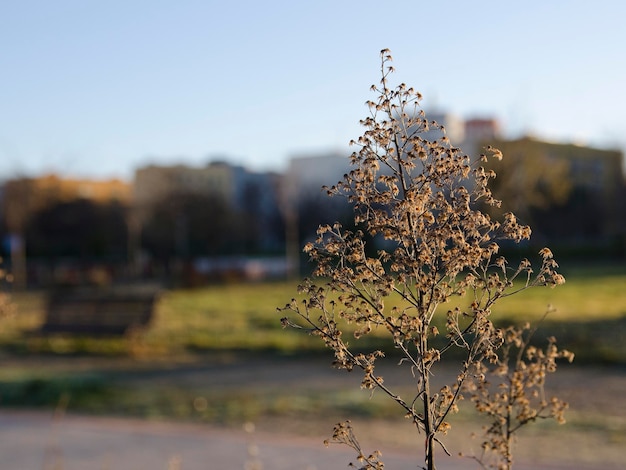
[140,191,238,264]
[484,138,625,251]
[483,138,572,224]
[294,194,355,275]
[238,177,285,254]
[297,194,353,245]
[534,186,611,247]
[25,199,128,259]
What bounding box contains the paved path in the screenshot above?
[0,410,618,470]
[0,411,426,470]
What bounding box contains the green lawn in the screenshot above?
[490,264,626,322]
[2,263,625,362]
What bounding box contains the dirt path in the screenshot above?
[0,410,619,470]
[2,354,625,469]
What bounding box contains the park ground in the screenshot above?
[0,352,624,469]
[0,266,624,468]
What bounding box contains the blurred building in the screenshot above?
[132,162,236,224]
[462,118,502,155]
[282,151,353,275]
[422,111,466,145]
[132,160,284,260]
[284,151,351,203]
[133,160,281,218]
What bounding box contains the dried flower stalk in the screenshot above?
[465,317,574,470]
[279,49,569,470]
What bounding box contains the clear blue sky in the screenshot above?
[1,0,625,180]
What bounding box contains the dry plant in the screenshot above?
[278,49,571,470]
[464,318,574,470]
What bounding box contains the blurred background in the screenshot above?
[0,1,624,469]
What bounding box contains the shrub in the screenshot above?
[279,49,572,470]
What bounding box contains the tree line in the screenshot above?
[1,150,623,284]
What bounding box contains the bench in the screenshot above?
[42,284,161,335]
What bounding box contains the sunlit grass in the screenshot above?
[146,281,320,353]
[2,264,624,360]
[490,269,626,322]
